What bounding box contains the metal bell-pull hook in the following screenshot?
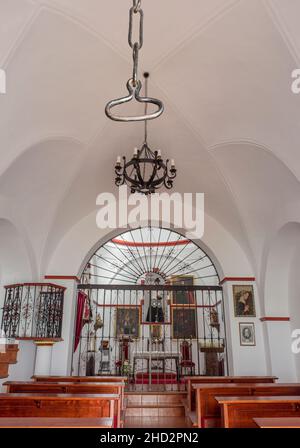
[105,78,164,123]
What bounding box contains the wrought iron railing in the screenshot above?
[73,284,227,387]
[1,283,65,339]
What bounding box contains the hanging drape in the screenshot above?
[74,291,88,352]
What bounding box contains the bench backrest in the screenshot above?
[185,376,278,411]
[193,383,300,427]
[0,393,118,419]
[32,376,127,383]
[216,395,300,428]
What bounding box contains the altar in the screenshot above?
[132,351,181,382]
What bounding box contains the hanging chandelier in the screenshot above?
[106,0,177,195]
[115,73,177,195]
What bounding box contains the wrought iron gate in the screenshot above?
[73,284,227,387]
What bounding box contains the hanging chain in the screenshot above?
[144,74,148,143]
[128,0,144,86]
[105,0,164,122]
[133,0,142,13]
[128,1,143,49]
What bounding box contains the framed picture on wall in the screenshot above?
[239,322,255,346]
[233,285,256,317]
[172,308,197,339]
[169,275,195,305]
[115,307,140,338]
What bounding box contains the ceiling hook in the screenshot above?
[105,79,164,123]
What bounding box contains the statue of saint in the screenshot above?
[146,278,164,323]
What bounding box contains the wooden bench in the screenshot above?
[0,393,119,426]
[3,381,125,426]
[193,383,300,428]
[185,376,278,412]
[31,376,126,410]
[32,375,127,383]
[216,396,300,428]
[0,417,113,428]
[254,417,300,428]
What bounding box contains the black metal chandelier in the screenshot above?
[115,145,177,196]
[115,72,177,195]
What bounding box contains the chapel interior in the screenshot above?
[0,0,300,430]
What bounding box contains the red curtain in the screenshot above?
[74,291,88,352]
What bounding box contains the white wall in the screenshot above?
[222,280,267,376]
[0,341,36,392]
[289,250,300,381]
[263,223,300,382]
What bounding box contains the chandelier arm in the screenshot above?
[164,178,174,190]
[133,160,145,187]
[123,159,144,188]
[147,159,161,187]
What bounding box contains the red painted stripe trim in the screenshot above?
[45,275,80,283]
[219,277,256,285]
[260,317,290,322]
[111,239,191,248]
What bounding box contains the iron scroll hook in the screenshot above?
[105,79,164,123]
[105,0,164,123]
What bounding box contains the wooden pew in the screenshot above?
[0,393,119,425]
[32,375,127,383]
[193,383,300,428]
[0,417,113,428]
[3,381,124,426]
[31,376,126,409]
[254,417,300,428]
[184,376,278,412]
[216,396,300,428]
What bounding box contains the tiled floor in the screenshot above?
[124,416,189,428]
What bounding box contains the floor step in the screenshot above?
[126,393,186,406]
[125,404,185,417]
[124,416,188,428]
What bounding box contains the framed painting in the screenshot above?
[115,307,140,338]
[170,275,195,305]
[233,285,256,317]
[172,308,197,339]
[239,322,255,346]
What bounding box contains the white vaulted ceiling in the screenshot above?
[0,0,300,285]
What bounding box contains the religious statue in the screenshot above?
[146,277,165,323]
[94,313,103,332]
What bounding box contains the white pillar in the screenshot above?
[46,278,78,375]
[262,319,296,382]
[34,341,55,376]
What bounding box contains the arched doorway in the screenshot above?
[73,227,228,387]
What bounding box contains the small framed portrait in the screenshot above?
[239,323,255,346]
[233,285,256,317]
